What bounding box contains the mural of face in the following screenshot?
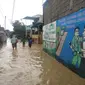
[75,28,79,36]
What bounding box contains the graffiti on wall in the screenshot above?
[43,21,56,56]
[56,8,85,77]
[56,26,68,56]
[43,21,56,42]
[43,8,85,77]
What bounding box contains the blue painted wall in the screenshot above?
[56,8,85,77]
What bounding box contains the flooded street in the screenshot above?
[0,39,85,85]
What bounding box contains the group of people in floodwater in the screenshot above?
[11,35,33,50]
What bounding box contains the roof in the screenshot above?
[31,22,43,28]
[23,16,39,20]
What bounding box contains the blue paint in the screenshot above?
[56,8,85,68]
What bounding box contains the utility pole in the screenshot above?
[4,16,6,29]
[11,0,16,21]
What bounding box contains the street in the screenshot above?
[0,39,85,85]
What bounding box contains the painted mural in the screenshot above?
[43,8,85,77]
[56,8,85,77]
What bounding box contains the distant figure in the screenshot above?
[22,37,26,47]
[28,37,32,48]
[11,35,18,50]
[27,35,30,41]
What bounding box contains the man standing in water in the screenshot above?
[11,35,18,50]
[28,37,32,48]
[21,36,26,47]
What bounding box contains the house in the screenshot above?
[23,15,43,44]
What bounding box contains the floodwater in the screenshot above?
[0,39,85,85]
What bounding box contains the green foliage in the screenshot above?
[12,20,26,39]
[10,31,15,38]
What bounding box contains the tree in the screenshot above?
[12,20,26,39]
[0,26,5,31]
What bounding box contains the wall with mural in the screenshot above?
[56,8,85,77]
[43,8,85,78]
[43,21,56,57]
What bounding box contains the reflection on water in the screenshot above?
[12,50,18,62]
[0,40,7,49]
[0,39,85,85]
[0,43,4,49]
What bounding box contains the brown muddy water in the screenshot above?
[0,39,85,85]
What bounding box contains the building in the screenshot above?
[43,0,85,25]
[31,15,43,44]
[23,15,43,44]
[43,0,85,77]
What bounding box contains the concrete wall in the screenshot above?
[43,0,85,25]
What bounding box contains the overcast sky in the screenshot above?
[0,0,46,31]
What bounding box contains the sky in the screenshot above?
[0,0,46,31]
